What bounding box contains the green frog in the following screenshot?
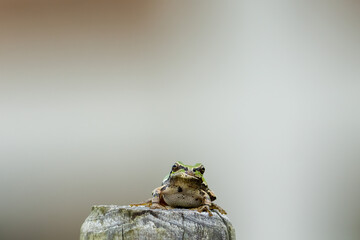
[131,162,227,216]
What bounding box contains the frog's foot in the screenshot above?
[130,202,151,207]
[210,203,227,215]
[163,205,175,210]
[191,205,213,216]
[129,199,152,207]
[149,203,168,210]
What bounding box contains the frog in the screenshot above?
[130,161,227,216]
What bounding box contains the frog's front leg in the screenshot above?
[149,185,169,210]
[191,190,213,216]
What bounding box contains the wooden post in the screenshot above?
[80,205,235,240]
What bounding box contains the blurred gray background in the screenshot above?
[1,0,360,240]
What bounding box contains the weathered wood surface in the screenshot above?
[80,205,235,240]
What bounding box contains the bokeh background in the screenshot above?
[1,0,360,240]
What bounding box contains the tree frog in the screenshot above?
[131,161,227,216]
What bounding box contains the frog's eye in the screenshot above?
[172,164,179,171]
[198,166,205,174]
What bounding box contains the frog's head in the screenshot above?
[162,161,207,184]
[171,161,205,178]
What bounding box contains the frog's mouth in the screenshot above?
[170,172,202,183]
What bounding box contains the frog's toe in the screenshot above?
[216,208,227,215]
[192,205,213,216]
[129,199,152,207]
[210,203,227,215]
[150,203,167,210]
[129,203,150,207]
